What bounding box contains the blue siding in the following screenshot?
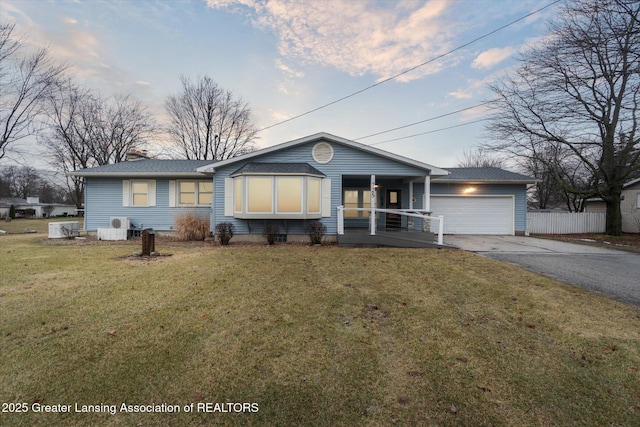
[85,178,210,231]
[212,140,431,235]
[431,183,528,232]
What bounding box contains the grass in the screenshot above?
[1,223,639,426]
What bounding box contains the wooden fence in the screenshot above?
[527,212,606,234]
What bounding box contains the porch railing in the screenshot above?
[337,205,444,246]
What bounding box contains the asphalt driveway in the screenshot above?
[445,235,640,306]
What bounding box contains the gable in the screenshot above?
[198,133,448,177]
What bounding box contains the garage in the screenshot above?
[430,195,514,235]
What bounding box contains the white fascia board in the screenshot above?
[196,132,451,176]
[67,172,212,178]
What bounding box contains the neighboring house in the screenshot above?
[0,197,77,218]
[70,133,536,241]
[584,178,640,233]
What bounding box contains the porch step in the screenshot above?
[337,230,444,248]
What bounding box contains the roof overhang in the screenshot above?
[67,171,211,178]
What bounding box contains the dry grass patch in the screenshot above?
[1,234,639,426]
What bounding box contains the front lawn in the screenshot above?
[1,233,639,426]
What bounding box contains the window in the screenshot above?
[198,182,213,205]
[228,175,327,219]
[343,188,372,217]
[132,181,149,206]
[307,178,321,213]
[173,180,213,207]
[234,178,243,212]
[247,177,273,213]
[276,177,302,213]
[123,180,156,207]
[636,193,640,209]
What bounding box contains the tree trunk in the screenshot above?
[604,195,623,236]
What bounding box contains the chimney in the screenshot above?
[126,148,150,161]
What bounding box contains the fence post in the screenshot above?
[337,205,344,235]
[437,216,444,246]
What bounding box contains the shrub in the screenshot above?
[215,222,235,246]
[174,212,210,241]
[306,221,326,245]
[9,205,16,219]
[263,225,280,245]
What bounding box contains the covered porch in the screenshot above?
[337,174,444,247]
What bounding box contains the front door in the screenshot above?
[386,189,401,229]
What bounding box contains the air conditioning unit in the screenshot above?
[110,217,130,229]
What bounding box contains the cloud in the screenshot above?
[447,90,472,100]
[207,0,457,82]
[275,59,304,78]
[471,46,515,70]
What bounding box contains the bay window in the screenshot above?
[228,174,328,219]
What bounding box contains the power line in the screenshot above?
[368,118,488,146]
[257,0,562,133]
[354,101,491,141]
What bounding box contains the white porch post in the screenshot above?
[408,180,414,229]
[370,174,376,236]
[424,174,431,212]
[337,205,344,235]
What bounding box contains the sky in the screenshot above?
[1,0,561,170]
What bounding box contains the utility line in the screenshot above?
[257,0,561,133]
[368,118,488,146]
[354,101,491,140]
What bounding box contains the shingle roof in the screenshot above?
[435,167,537,183]
[69,159,214,177]
[230,162,326,177]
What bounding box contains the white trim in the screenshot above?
[147,180,156,207]
[122,180,130,207]
[169,181,176,208]
[224,178,234,216]
[321,178,331,217]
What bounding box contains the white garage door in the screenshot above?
[430,196,514,235]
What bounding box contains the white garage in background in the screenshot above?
[430,195,514,235]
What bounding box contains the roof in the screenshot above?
[196,132,451,176]
[433,167,538,184]
[230,162,325,177]
[624,177,640,188]
[69,159,214,177]
[0,198,74,207]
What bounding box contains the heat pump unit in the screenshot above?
[110,217,130,229]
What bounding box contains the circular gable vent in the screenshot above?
[312,142,334,164]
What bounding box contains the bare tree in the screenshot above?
[88,93,156,165]
[42,80,157,208]
[165,75,257,160]
[0,23,67,162]
[484,0,640,235]
[456,148,504,168]
[41,80,95,208]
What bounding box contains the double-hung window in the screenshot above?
[123,180,156,207]
[170,180,213,207]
